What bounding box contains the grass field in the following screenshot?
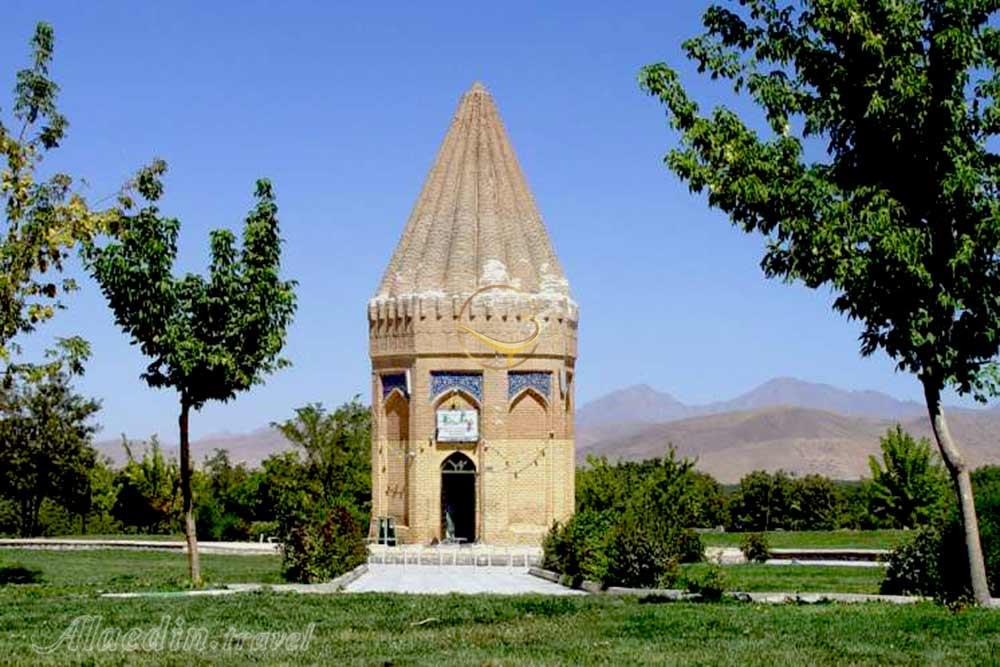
[681,563,884,594]
[2,590,999,665]
[0,549,282,595]
[2,546,996,665]
[700,529,908,550]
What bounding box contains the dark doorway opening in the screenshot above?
[441,452,476,543]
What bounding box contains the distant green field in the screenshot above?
[681,563,884,594]
[701,530,909,550]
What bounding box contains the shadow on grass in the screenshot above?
[0,564,43,585]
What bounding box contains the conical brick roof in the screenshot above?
[374,82,572,308]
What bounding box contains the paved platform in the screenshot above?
[366,543,542,567]
[344,564,583,595]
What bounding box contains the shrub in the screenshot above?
[740,532,771,564]
[541,510,614,584]
[881,466,1000,601]
[685,563,726,601]
[880,526,957,598]
[603,516,680,589]
[279,504,367,583]
[544,449,706,589]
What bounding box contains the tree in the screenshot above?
[869,425,948,528]
[83,171,296,585]
[196,449,266,540]
[0,23,134,358]
[265,399,371,583]
[0,339,100,536]
[791,474,846,531]
[728,470,797,531]
[641,0,1000,604]
[270,399,372,525]
[113,436,181,534]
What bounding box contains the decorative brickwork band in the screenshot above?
[430,372,483,403]
[381,372,408,399]
[508,371,551,400]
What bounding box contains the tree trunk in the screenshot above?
[922,380,991,605]
[179,399,201,586]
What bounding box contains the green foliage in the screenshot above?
[882,466,1000,601]
[791,474,846,531]
[266,399,372,583]
[684,562,727,601]
[546,449,705,588]
[729,471,851,531]
[640,2,1000,400]
[727,470,798,531]
[82,456,121,534]
[280,504,367,584]
[83,161,296,582]
[868,425,949,528]
[0,340,99,536]
[195,449,266,541]
[740,532,771,564]
[603,513,682,589]
[0,23,127,356]
[271,399,371,525]
[112,437,181,534]
[577,450,723,528]
[82,171,297,410]
[542,510,615,584]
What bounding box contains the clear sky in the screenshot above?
[1,1,983,441]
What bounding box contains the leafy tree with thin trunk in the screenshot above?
[0,338,99,536]
[869,425,948,528]
[83,169,296,585]
[1,23,141,359]
[641,0,1000,604]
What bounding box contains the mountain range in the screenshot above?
[576,377,928,426]
[94,377,1000,483]
[575,379,1000,482]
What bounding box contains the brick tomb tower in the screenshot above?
[368,82,578,546]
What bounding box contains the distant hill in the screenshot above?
[94,427,293,468]
[575,377,1000,482]
[577,377,927,427]
[576,384,693,426]
[577,406,1000,483]
[702,377,927,420]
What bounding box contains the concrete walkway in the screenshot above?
[345,564,584,595]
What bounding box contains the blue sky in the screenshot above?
[1,1,980,441]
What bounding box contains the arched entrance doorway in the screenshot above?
[441,452,476,543]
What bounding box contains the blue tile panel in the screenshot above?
[508,371,551,400]
[430,372,483,402]
[381,373,408,399]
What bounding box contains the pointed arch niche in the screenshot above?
[507,371,550,439]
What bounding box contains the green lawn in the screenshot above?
[701,529,908,550]
[681,563,884,594]
[2,547,997,665]
[0,548,282,596]
[30,534,188,542]
[2,592,999,665]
